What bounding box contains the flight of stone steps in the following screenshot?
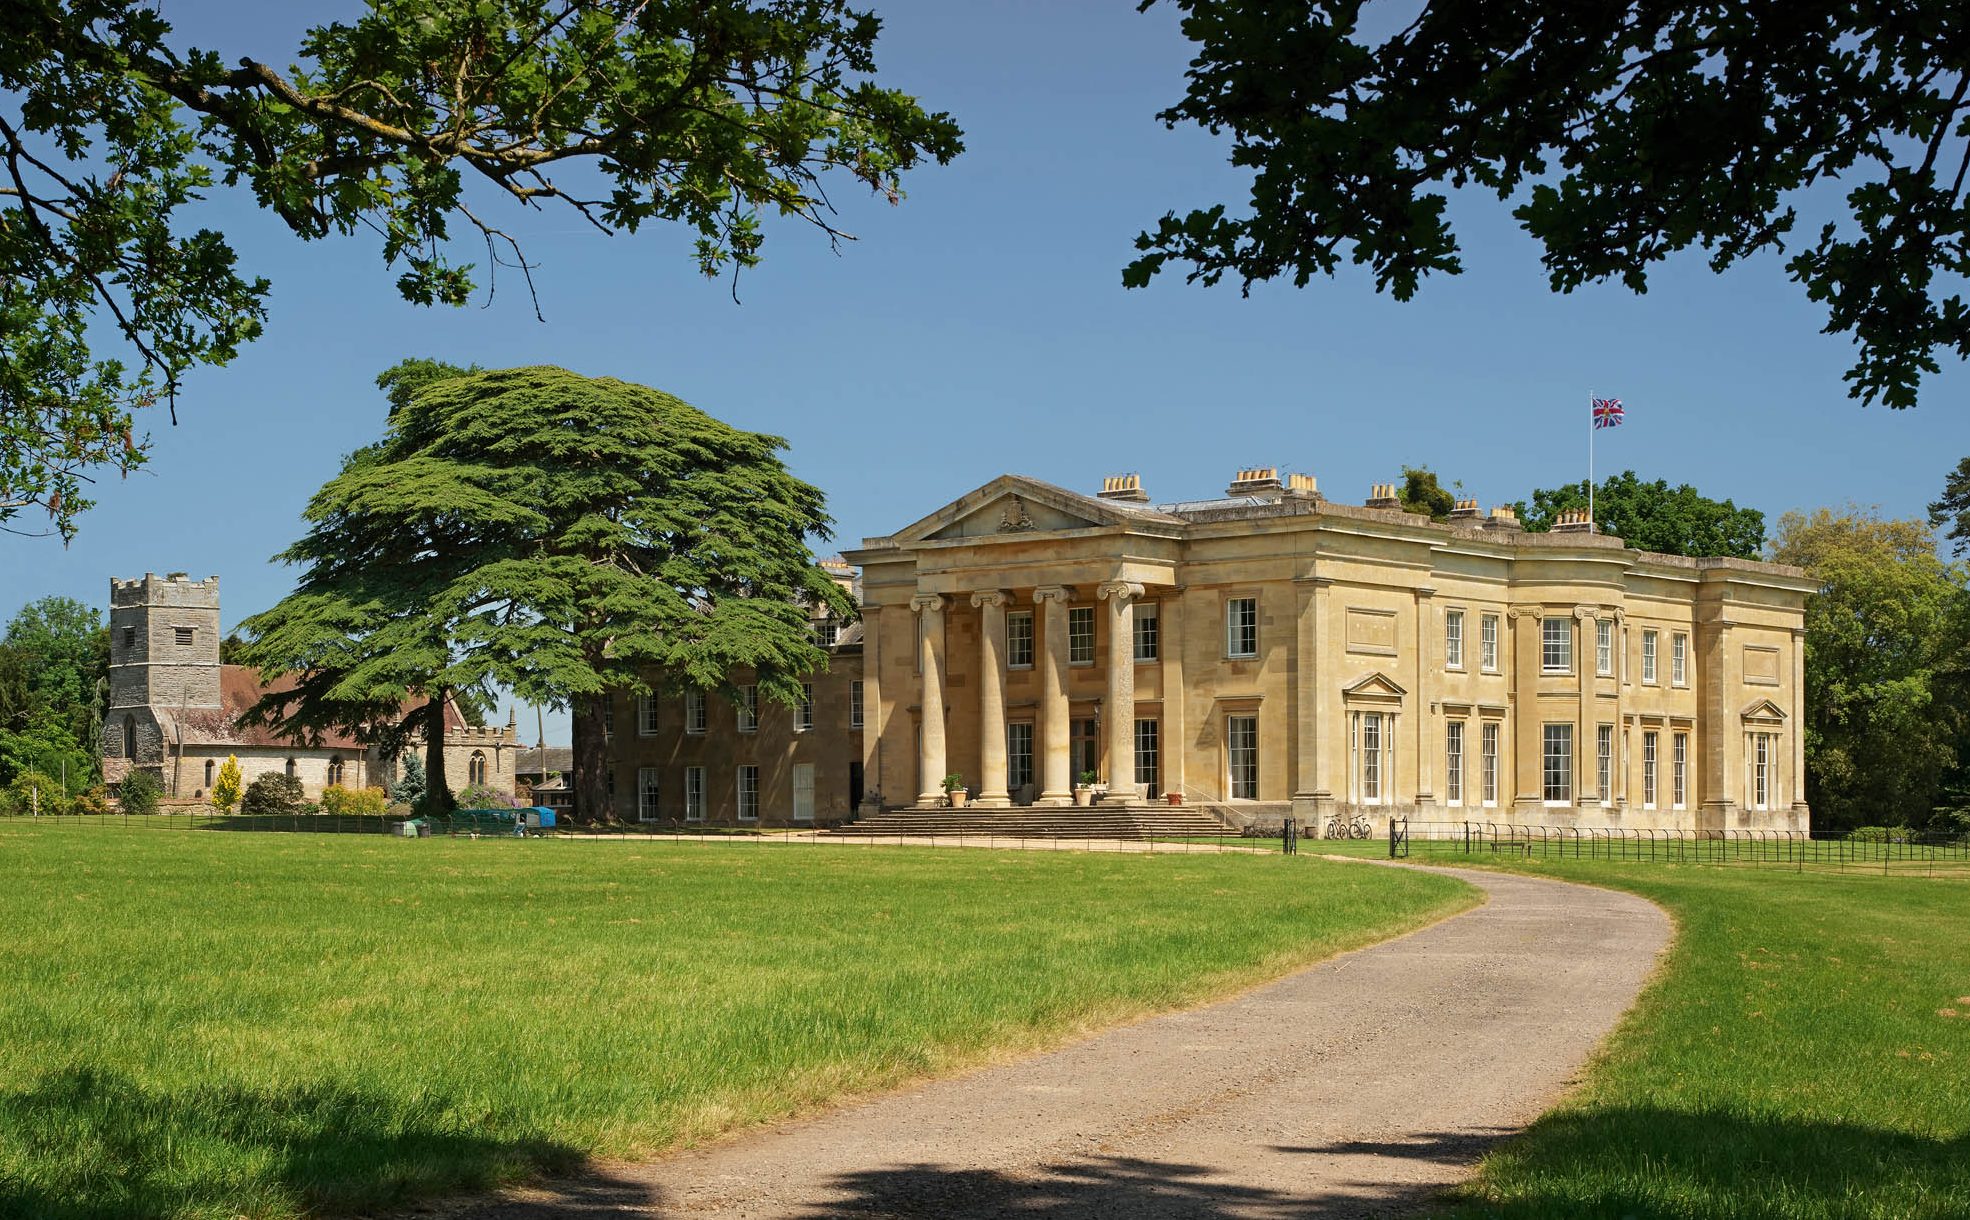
[828,804,1239,841]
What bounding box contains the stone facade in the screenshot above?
[100,573,518,802]
[624,473,1813,834]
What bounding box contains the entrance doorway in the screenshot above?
[1070,718,1099,784]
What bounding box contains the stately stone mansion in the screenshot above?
[101,573,518,801]
[606,470,1813,835]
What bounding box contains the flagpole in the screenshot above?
[1587,393,1595,534]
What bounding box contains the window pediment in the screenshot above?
[1343,672,1407,705]
[1740,698,1787,725]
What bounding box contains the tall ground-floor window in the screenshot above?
[1596,724,1613,805]
[1542,724,1573,803]
[1007,722,1034,795]
[1481,722,1499,806]
[1445,720,1464,806]
[1642,732,1659,808]
[684,766,705,822]
[637,767,660,821]
[1672,732,1688,809]
[1353,711,1392,804]
[1134,718,1160,800]
[1749,732,1775,809]
[1226,715,1258,800]
[737,765,760,821]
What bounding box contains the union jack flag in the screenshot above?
[1592,397,1625,429]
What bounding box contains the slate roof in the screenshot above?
[168,665,466,750]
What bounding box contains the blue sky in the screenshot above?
[10,1,1968,745]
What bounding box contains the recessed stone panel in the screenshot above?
[1743,645,1781,686]
[1345,607,1398,656]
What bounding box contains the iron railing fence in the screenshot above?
[1385,819,1970,875]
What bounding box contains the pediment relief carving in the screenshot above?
[928,493,1101,540]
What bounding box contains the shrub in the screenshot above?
[455,783,521,810]
[210,756,243,813]
[1848,825,1912,843]
[240,772,304,817]
[389,752,427,808]
[117,770,162,816]
[71,786,111,816]
[4,770,68,816]
[319,784,388,815]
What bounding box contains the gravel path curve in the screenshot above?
[435,865,1670,1219]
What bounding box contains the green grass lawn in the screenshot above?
[1435,859,1970,1220]
[0,828,1472,1220]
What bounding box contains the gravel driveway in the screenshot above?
[436,864,1670,1219]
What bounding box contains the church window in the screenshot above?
[284,758,297,779]
[175,626,194,647]
[204,759,215,787]
[122,715,136,759]
[123,626,136,651]
[469,751,487,785]
[327,757,345,786]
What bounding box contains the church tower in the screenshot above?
[103,573,221,770]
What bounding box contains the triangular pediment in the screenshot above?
[1740,698,1787,723]
[1343,672,1408,702]
[888,475,1175,544]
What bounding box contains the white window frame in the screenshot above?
[1225,597,1259,659]
[1672,731,1688,809]
[1006,610,1035,669]
[1750,731,1773,810]
[1007,721,1034,793]
[1226,714,1259,799]
[850,680,864,729]
[1445,610,1465,671]
[1596,619,1613,677]
[1133,717,1160,799]
[637,693,660,737]
[1542,617,1572,674]
[736,765,760,821]
[1068,605,1096,667]
[1354,711,1391,805]
[1671,632,1688,687]
[1480,613,1500,673]
[1445,720,1464,806]
[1480,721,1499,807]
[684,766,705,822]
[684,690,707,735]
[1642,630,1658,684]
[736,685,758,733]
[1643,731,1659,809]
[796,682,814,732]
[1133,602,1160,663]
[1542,723,1573,804]
[813,619,839,648]
[1596,723,1613,806]
[637,766,661,821]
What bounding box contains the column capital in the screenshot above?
[910,593,946,614]
[1415,585,1436,601]
[1574,605,1599,622]
[969,589,1009,610]
[1507,606,1537,621]
[1033,584,1074,605]
[1096,580,1145,603]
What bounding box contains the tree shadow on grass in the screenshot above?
[1416,1105,1970,1218]
[0,1066,607,1220]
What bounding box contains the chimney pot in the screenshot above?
[1098,473,1150,502]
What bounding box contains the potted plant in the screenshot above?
[1074,771,1099,808]
[943,774,968,808]
[1165,790,1184,807]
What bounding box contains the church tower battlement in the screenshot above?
[108,573,222,713]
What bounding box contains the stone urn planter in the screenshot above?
[1165,791,1184,806]
[944,775,967,808]
[1072,788,1093,808]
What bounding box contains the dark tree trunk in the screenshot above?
[423,690,454,812]
[573,691,609,824]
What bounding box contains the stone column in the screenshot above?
[1577,607,1598,806]
[1789,626,1809,826]
[1414,587,1435,806]
[1509,608,1542,814]
[1697,613,1736,831]
[1099,580,1145,805]
[860,605,884,809]
[971,590,1011,806]
[1034,586,1073,805]
[1162,594,1186,801]
[912,593,947,807]
[1612,610,1627,808]
[1291,577,1327,822]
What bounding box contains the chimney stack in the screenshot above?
[1226,466,1284,500]
[1447,498,1482,522]
[1285,472,1320,500]
[1098,473,1150,503]
[1485,505,1522,532]
[1365,482,1402,510]
[1553,506,1595,533]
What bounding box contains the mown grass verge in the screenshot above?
[1436,860,1969,1220]
[0,828,1472,1219]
